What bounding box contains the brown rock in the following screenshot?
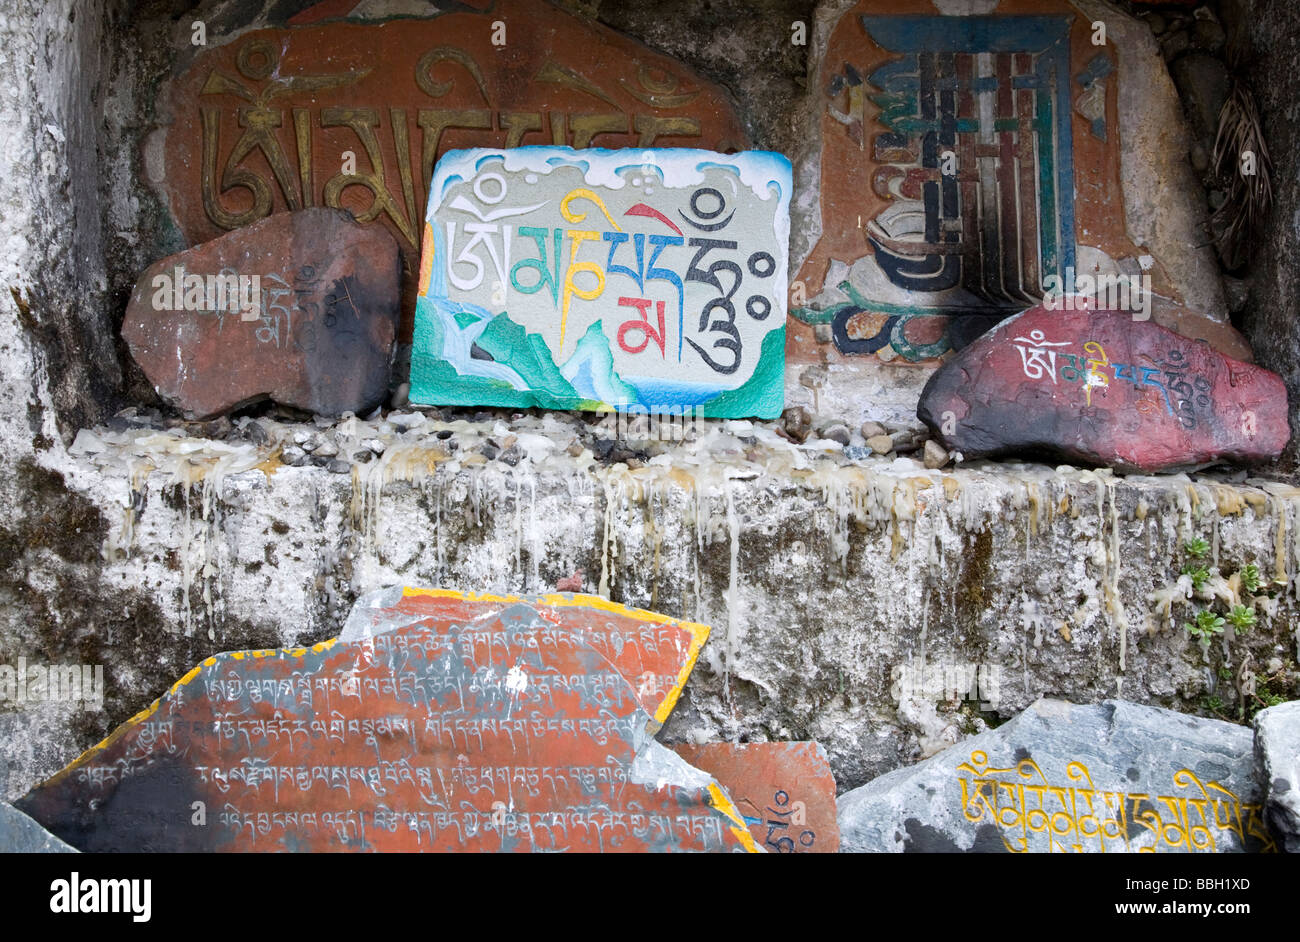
[867,434,894,455]
[123,208,400,419]
[923,439,950,469]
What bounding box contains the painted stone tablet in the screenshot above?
[410,147,791,418]
[16,588,758,853]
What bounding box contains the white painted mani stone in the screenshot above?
[410,147,792,419]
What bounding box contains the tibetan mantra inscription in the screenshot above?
[790,1,1151,369]
[16,588,758,852]
[409,147,791,418]
[917,302,1290,472]
[150,0,749,320]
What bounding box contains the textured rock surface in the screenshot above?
[123,209,400,419]
[0,801,76,853]
[672,741,840,852]
[17,587,757,852]
[1242,0,1300,468]
[1253,700,1300,852]
[838,698,1275,852]
[918,304,1289,472]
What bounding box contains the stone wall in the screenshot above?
[0,0,1297,803]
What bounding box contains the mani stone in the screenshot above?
[837,698,1275,853]
[410,146,791,418]
[145,0,749,333]
[15,587,758,853]
[787,0,1240,423]
[1254,701,1300,852]
[672,742,841,853]
[916,303,1289,472]
[123,208,400,419]
[0,802,76,853]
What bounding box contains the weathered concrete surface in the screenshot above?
[1253,700,1300,852]
[3,412,1298,800]
[837,698,1274,853]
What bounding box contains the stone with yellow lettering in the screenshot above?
[838,698,1275,852]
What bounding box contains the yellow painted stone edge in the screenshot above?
[399,587,709,727]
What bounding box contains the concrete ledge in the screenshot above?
[2,413,1297,797]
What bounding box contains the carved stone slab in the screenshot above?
[147,0,750,332]
[17,588,758,852]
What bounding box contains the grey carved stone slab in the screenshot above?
[0,801,77,853]
[837,698,1274,853]
[1254,700,1300,853]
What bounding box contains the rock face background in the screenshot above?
[0,0,1297,829]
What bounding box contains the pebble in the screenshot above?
[923,439,950,470]
[281,444,309,467]
[866,434,894,455]
[860,421,887,439]
[241,420,269,446]
[818,423,851,446]
[327,458,351,474]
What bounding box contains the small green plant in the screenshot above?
[1240,563,1261,594]
[1184,537,1210,559]
[1184,609,1225,643]
[1203,694,1225,714]
[1182,564,1212,592]
[1226,604,1256,632]
[1218,666,1233,680]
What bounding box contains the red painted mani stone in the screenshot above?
[122,208,400,419]
[671,742,841,853]
[16,588,758,853]
[917,302,1290,473]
